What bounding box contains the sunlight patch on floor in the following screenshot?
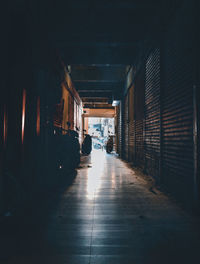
[86,150,106,200]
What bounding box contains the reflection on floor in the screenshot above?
[1,149,200,264]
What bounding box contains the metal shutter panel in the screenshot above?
[162,1,195,204]
[135,67,145,169]
[128,84,135,163]
[144,48,161,179]
[124,94,129,161]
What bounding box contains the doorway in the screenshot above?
[84,117,115,152]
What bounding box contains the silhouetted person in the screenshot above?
[106,136,113,153]
[82,134,92,155]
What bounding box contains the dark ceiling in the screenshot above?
[70,65,127,108]
[8,0,181,107]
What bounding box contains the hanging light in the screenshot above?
[112,100,120,106]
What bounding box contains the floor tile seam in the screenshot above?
[88,187,95,264]
[89,186,97,263]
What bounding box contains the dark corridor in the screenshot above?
[0,0,200,263]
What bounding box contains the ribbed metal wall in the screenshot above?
[116,1,198,208]
[128,84,135,163]
[162,1,195,203]
[116,103,122,156]
[144,48,161,179]
[124,94,129,160]
[120,98,126,159]
[135,67,145,169]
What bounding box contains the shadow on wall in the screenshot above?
[0,168,77,262]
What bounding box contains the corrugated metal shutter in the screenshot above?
[116,103,122,156]
[128,84,135,163]
[135,67,145,169]
[124,94,129,160]
[144,48,161,179]
[162,1,195,204]
[116,105,119,154]
[135,120,144,168]
[121,98,126,159]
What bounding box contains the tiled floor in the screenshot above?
[1,150,200,263]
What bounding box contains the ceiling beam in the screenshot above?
[71,66,126,81]
[77,90,113,93]
[74,80,122,83]
[74,81,123,91]
[79,92,112,98]
[82,98,109,103]
[83,104,114,109]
